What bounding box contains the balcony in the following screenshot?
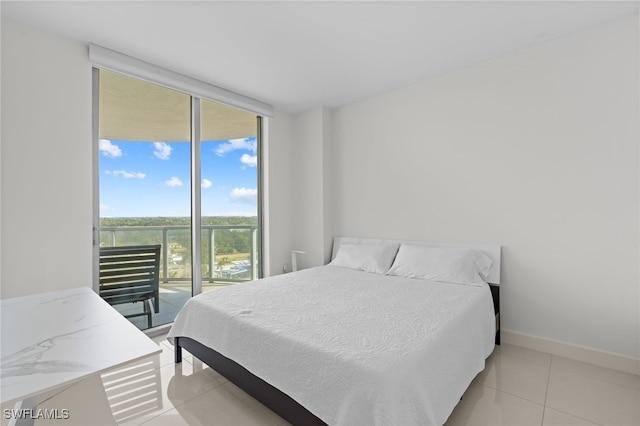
[100,223,259,330]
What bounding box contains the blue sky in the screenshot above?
[99,137,258,217]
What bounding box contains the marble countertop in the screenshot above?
[0,286,161,405]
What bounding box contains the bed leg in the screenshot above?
[174,337,182,363]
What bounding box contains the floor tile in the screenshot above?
[551,355,640,390]
[269,418,292,426]
[134,411,191,426]
[542,407,600,425]
[108,356,226,426]
[163,360,229,407]
[493,343,552,366]
[140,382,284,426]
[445,383,544,426]
[151,335,168,345]
[474,346,551,404]
[546,367,640,426]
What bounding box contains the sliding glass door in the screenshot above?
[200,98,261,291]
[95,69,262,330]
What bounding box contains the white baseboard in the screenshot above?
[502,329,640,376]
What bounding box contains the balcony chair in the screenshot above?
[99,244,161,329]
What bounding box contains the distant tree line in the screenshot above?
[101,216,258,227]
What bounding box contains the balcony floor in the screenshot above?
[111,281,237,330]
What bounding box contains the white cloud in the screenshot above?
[100,203,112,211]
[215,137,257,157]
[165,177,183,187]
[106,170,146,179]
[240,154,257,167]
[230,187,257,205]
[99,139,122,158]
[153,142,172,160]
[202,178,213,189]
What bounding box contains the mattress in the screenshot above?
[167,265,495,425]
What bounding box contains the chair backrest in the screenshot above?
[99,245,161,307]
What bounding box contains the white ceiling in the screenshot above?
[3,1,639,114]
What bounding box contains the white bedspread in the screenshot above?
[167,266,495,425]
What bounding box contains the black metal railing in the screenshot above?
[99,224,259,283]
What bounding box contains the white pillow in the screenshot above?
[386,245,492,286]
[329,242,400,274]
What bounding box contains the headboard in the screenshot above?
[331,236,501,285]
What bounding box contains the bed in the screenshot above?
[167,237,501,425]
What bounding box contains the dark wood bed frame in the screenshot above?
[174,285,500,425]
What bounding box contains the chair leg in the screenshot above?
[144,299,152,329]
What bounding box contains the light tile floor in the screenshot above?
[15,337,639,426]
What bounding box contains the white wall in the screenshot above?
[331,15,639,359]
[264,112,295,275]
[0,18,298,297]
[1,19,93,298]
[291,107,333,269]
